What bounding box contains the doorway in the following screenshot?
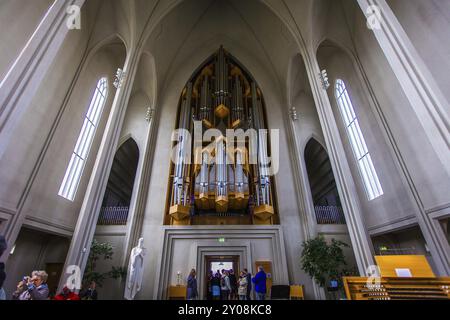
[46,263,64,297]
[204,255,240,298]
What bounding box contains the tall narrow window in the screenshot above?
[59,77,108,201]
[335,79,383,200]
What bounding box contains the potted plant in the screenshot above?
[83,239,127,288]
[300,235,355,299]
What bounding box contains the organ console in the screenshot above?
[167,46,276,226]
[343,255,450,300]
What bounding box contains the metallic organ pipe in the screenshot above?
[215,46,228,107]
[200,75,212,122]
[232,75,244,124]
[172,82,192,206]
[216,138,227,198]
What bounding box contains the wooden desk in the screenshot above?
[168,285,187,300]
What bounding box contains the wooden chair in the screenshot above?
[290,285,305,300]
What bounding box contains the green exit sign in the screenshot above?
[218,238,226,243]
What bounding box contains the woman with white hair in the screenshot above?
[19,270,49,300]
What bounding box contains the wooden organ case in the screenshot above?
[166,47,277,226]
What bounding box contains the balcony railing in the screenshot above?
[315,206,346,225]
[98,206,129,225]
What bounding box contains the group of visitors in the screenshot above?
[187,265,268,300]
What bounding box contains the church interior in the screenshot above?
[0,0,449,300]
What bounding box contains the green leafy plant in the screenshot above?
[300,236,352,288]
[83,239,127,287]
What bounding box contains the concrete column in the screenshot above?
[0,0,85,159]
[121,106,159,267]
[59,46,140,289]
[284,100,325,299]
[357,0,450,176]
[304,50,375,276]
[357,0,450,275]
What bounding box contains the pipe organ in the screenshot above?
[167,47,276,226]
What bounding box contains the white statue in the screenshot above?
[124,238,146,300]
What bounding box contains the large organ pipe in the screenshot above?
[200,75,212,123]
[217,140,225,196]
[199,152,209,197]
[235,151,244,195]
[172,82,192,207]
[232,75,244,126]
[251,82,271,207]
[214,46,230,119]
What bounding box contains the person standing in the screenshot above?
[252,266,267,300]
[80,281,98,300]
[187,269,198,300]
[206,271,213,300]
[53,286,80,300]
[19,270,49,300]
[229,269,237,300]
[220,270,231,300]
[238,271,248,300]
[244,268,252,300]
[211,272,221,300]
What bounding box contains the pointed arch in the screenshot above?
[304,137,345,224]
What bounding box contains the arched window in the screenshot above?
[335,79,383,200]
[59,77,108,201]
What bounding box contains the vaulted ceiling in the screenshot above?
[82,0,356,110]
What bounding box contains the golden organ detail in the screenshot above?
[167,47,277,226]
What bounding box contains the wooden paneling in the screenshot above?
[375,255,435,278]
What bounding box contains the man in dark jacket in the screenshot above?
[244,269,252,300]
[252,266,267,300]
